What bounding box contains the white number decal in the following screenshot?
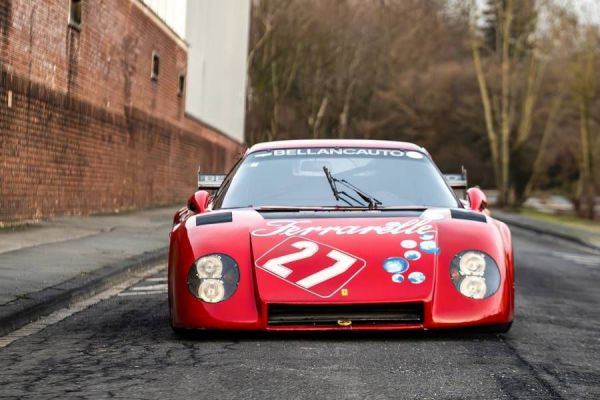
[262,241,357,288]
[296,250,356,288]
[262,241,318,278]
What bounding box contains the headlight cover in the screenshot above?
[187,254,240,303]
[450,251,500,299]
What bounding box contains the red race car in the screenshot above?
[168,140,514,333]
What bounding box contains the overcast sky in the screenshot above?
[562,0,600,24]
[474,0,600,25]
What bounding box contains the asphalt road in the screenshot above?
[1,228,599,400]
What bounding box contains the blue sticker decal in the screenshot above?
[391,273,404,283]
[400,239,417,249]
[408,271,426,284]
[383,257,409,274]
[419,240,440,254]
[420,233,434,240]
[404,250,421,261]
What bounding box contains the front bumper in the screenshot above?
[170,289,513,331]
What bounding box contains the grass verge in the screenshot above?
[519,208,600,234]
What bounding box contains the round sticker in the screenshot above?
[420,240,439,254]
[408,271,426,284]
[391,273,404,283]
[401,240,417,249]
[420,233,434,240]
[404,250,421,261]
[383,257,409,274]
[406,151,424,159]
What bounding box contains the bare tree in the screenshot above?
[245,0,597,219]
[468,0,551,206]
[571,26,599,219]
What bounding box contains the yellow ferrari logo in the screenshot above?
[337,319,352,326]
[341,288,349,296]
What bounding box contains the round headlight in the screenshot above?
[458,252,486,276]
[459,276,487,299]
[197,279,226,303]
[188,254,239,303]
[196,255,223,278]
[450,250,500,300]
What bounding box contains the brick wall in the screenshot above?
[0,0,242,225]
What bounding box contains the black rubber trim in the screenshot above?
[196,212,233,226]
[259,211,422,219]
[450,209,487,223]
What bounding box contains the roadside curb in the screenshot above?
[494,214,600,253]
[0,247,168,337]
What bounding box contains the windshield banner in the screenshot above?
[256,148,425,159]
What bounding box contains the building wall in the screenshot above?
[185,0,251,143]
[0,0,241,225]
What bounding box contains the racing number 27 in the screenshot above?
[262,241,357,288]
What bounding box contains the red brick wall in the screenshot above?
[0,0,242,225]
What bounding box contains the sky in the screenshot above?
[140,0,188,38]
[562,0,600,25]
[475,0,600,25]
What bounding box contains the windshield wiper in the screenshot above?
[323,166,382,209]
[323,166,360,207]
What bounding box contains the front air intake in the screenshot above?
[267,303,424,326]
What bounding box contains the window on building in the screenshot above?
[69,0,82,28]
[151,52,160,81]
[178,73,186,96]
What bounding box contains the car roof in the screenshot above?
[247,139,427,154]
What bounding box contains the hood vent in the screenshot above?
[450,209,487,223]
[196,212,233,226]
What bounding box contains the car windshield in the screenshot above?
[214,147,460,209]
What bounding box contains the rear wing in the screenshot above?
[198,170,225,190]
[444,166,468,189]
[444,166,468,201]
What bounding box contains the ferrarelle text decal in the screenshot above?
[251,218,435,237]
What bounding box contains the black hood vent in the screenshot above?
[450,209,487,223]
[196,212,233,226]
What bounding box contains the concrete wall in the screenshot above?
[185,0,251,143]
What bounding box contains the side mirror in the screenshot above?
[466,187,488,212]
[187,190,211,214]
